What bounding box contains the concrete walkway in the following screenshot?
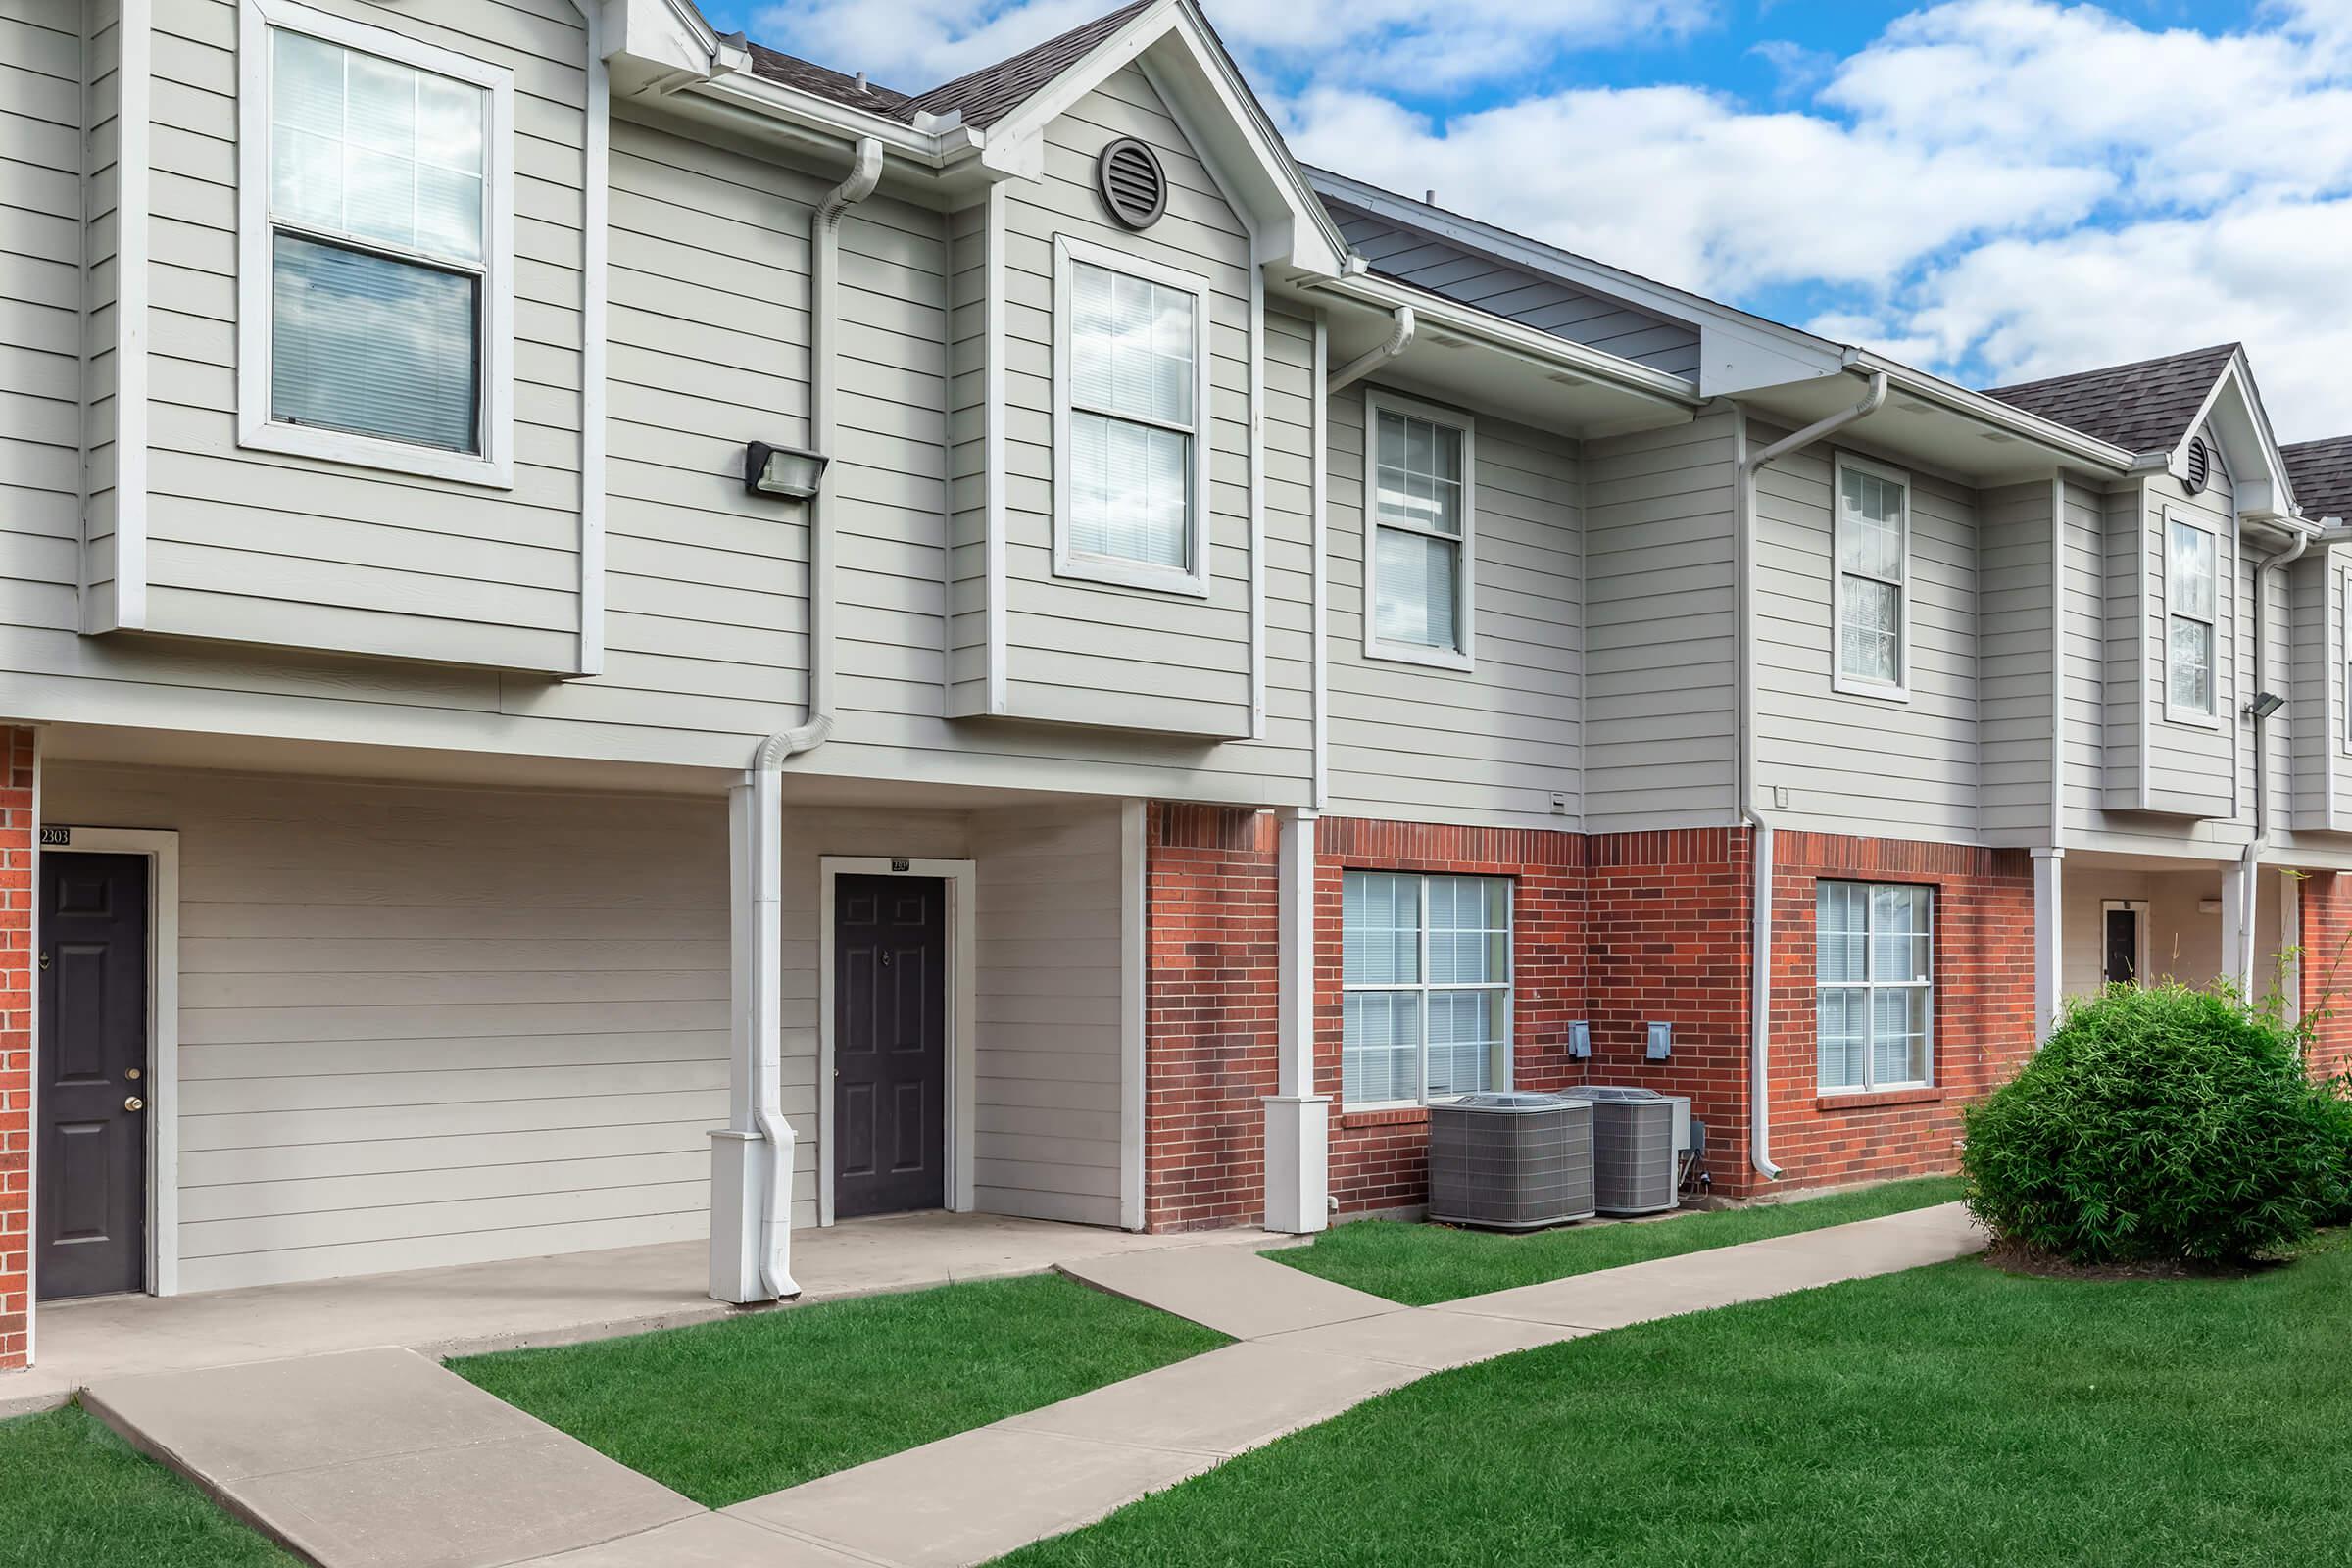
[9,1212,1291,1418]
[81,1201,1986,1568]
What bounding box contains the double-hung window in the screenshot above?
[238,0,514,485]
[1363,390,1474,667]
[1053,235,1211,595]
[2166,514,2219,723]
[1341,871,1511,1106]
[1834,454,1909,697]
[1816,881,1933,1093]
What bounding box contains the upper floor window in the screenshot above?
[1341,871,1511,1107]
[1816,880,1932,1094]
[2166,514,2219,723]
[237,0,514,486]
[1833,454,1909,699]
[1363,390,1475,669]
[1052,236,1211,596]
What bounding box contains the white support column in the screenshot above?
[711,774,792,1303]
[1263,807,1329,1233]
[2221,859,2254,1000]
[2033,848,2064,1043]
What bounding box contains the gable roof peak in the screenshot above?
[1980,342,2240,455]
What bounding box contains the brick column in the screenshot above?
[1,727,37,1369]
[2300,871,2352,1079]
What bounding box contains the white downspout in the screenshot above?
[1735,371,1888,1182]
[1326,305,1414,396]
[769,136,883,760]
[725,139,882,1302]
[2241,528,2312,993]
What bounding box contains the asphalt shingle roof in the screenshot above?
[1981,343,2238,454]
[746,1,1153,129]
[2283,435,2352,521]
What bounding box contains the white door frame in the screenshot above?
[41,826,182,1298]
[2100,898,2149,986]
[816,857,976,1227]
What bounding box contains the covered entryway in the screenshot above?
[36,852,152,1299]
[2060,853,2298,1008]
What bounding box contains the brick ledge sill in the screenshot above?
[1338,1106,1430,1130]
[1815,1087,1946,1111]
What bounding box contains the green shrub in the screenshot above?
[1962,984,2352,1263]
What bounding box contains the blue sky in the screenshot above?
[702,0,2352,438]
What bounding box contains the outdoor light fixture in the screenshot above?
[744,440,828,499]
[2246,690,2286,720]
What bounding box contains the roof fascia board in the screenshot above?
[1319,273,1701,411]
[682,69,985,171]
[1306,165,1845,394]
[2180,352,2296,518]
[979,0,1347,274]
[1848,350,2137,474]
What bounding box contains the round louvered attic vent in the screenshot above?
[2183,436,2211,496]
[1097,138,1167,230]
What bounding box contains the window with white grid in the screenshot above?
[1341,871,1512,1106]
[1834,455,1909,696]
[1816,881,1933,1093]
[1363,391,1474,667]
[1052,236,1210,594]
[2167,514,2219,722]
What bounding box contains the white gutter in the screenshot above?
[1327,304,1414,394]
[1324,275,1699,410]
[1844,349,2137,475]
[1736,370,1888,1182]
[768,137,883,762]
[740,734,798,1299]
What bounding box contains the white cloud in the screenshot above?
[751,0,1715,98]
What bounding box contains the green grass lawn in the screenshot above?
[0,1404,294,1568]
[452,1272,1225,1507]
[1269,1174,1964,1304]
[1002,1231,2352,1568]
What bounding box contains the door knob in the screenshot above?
[124,1096,145,1112]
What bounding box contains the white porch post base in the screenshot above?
[709,1129,766,1304]
[2032,848,2063,1043]
[1262,1094,1331,1234]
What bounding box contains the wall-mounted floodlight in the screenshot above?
[2246,690,2286,720]
[744,441,828,500]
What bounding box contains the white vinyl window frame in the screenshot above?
[1361,388,1476,671]
[1049,232,1213,597]
[1830,451,1912,702]
[2162,507,2222,729]
[1814,879,1936,1096]
[1339,871,1514,1111]
[236,0,515,487]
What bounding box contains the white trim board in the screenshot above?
[99,0,155,634]
[40,827,183,1300]
[568,0,610,678]
[814,857,978,1227]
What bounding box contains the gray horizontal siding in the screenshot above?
[1978,480,2052,846]
[1581,411,1737,830]
[1324,381,1583,829]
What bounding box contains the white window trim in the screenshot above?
[1339,871,1514,1111]
[1049,232,1213,597]
[1360,388,1476,671]
[1830,450,1912,703]
[2162,506,2223,729]
[235,0,515,488]
[1815,878,1935,1096]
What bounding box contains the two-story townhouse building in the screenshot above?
[4,0,2350,1381]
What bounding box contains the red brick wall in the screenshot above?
[1140,807,2037,1227]
[1142,804,1280,1231]
[2298,870,2352,1079]
[1315,819,1586,1217]
[1759,833,2035,1195]
[0,729,35,1369]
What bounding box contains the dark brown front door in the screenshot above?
[2104,906,2138,985]
[834,874,947,1218]
[37,852,151,1299]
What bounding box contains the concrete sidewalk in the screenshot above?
[82,1201,1986,1568]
